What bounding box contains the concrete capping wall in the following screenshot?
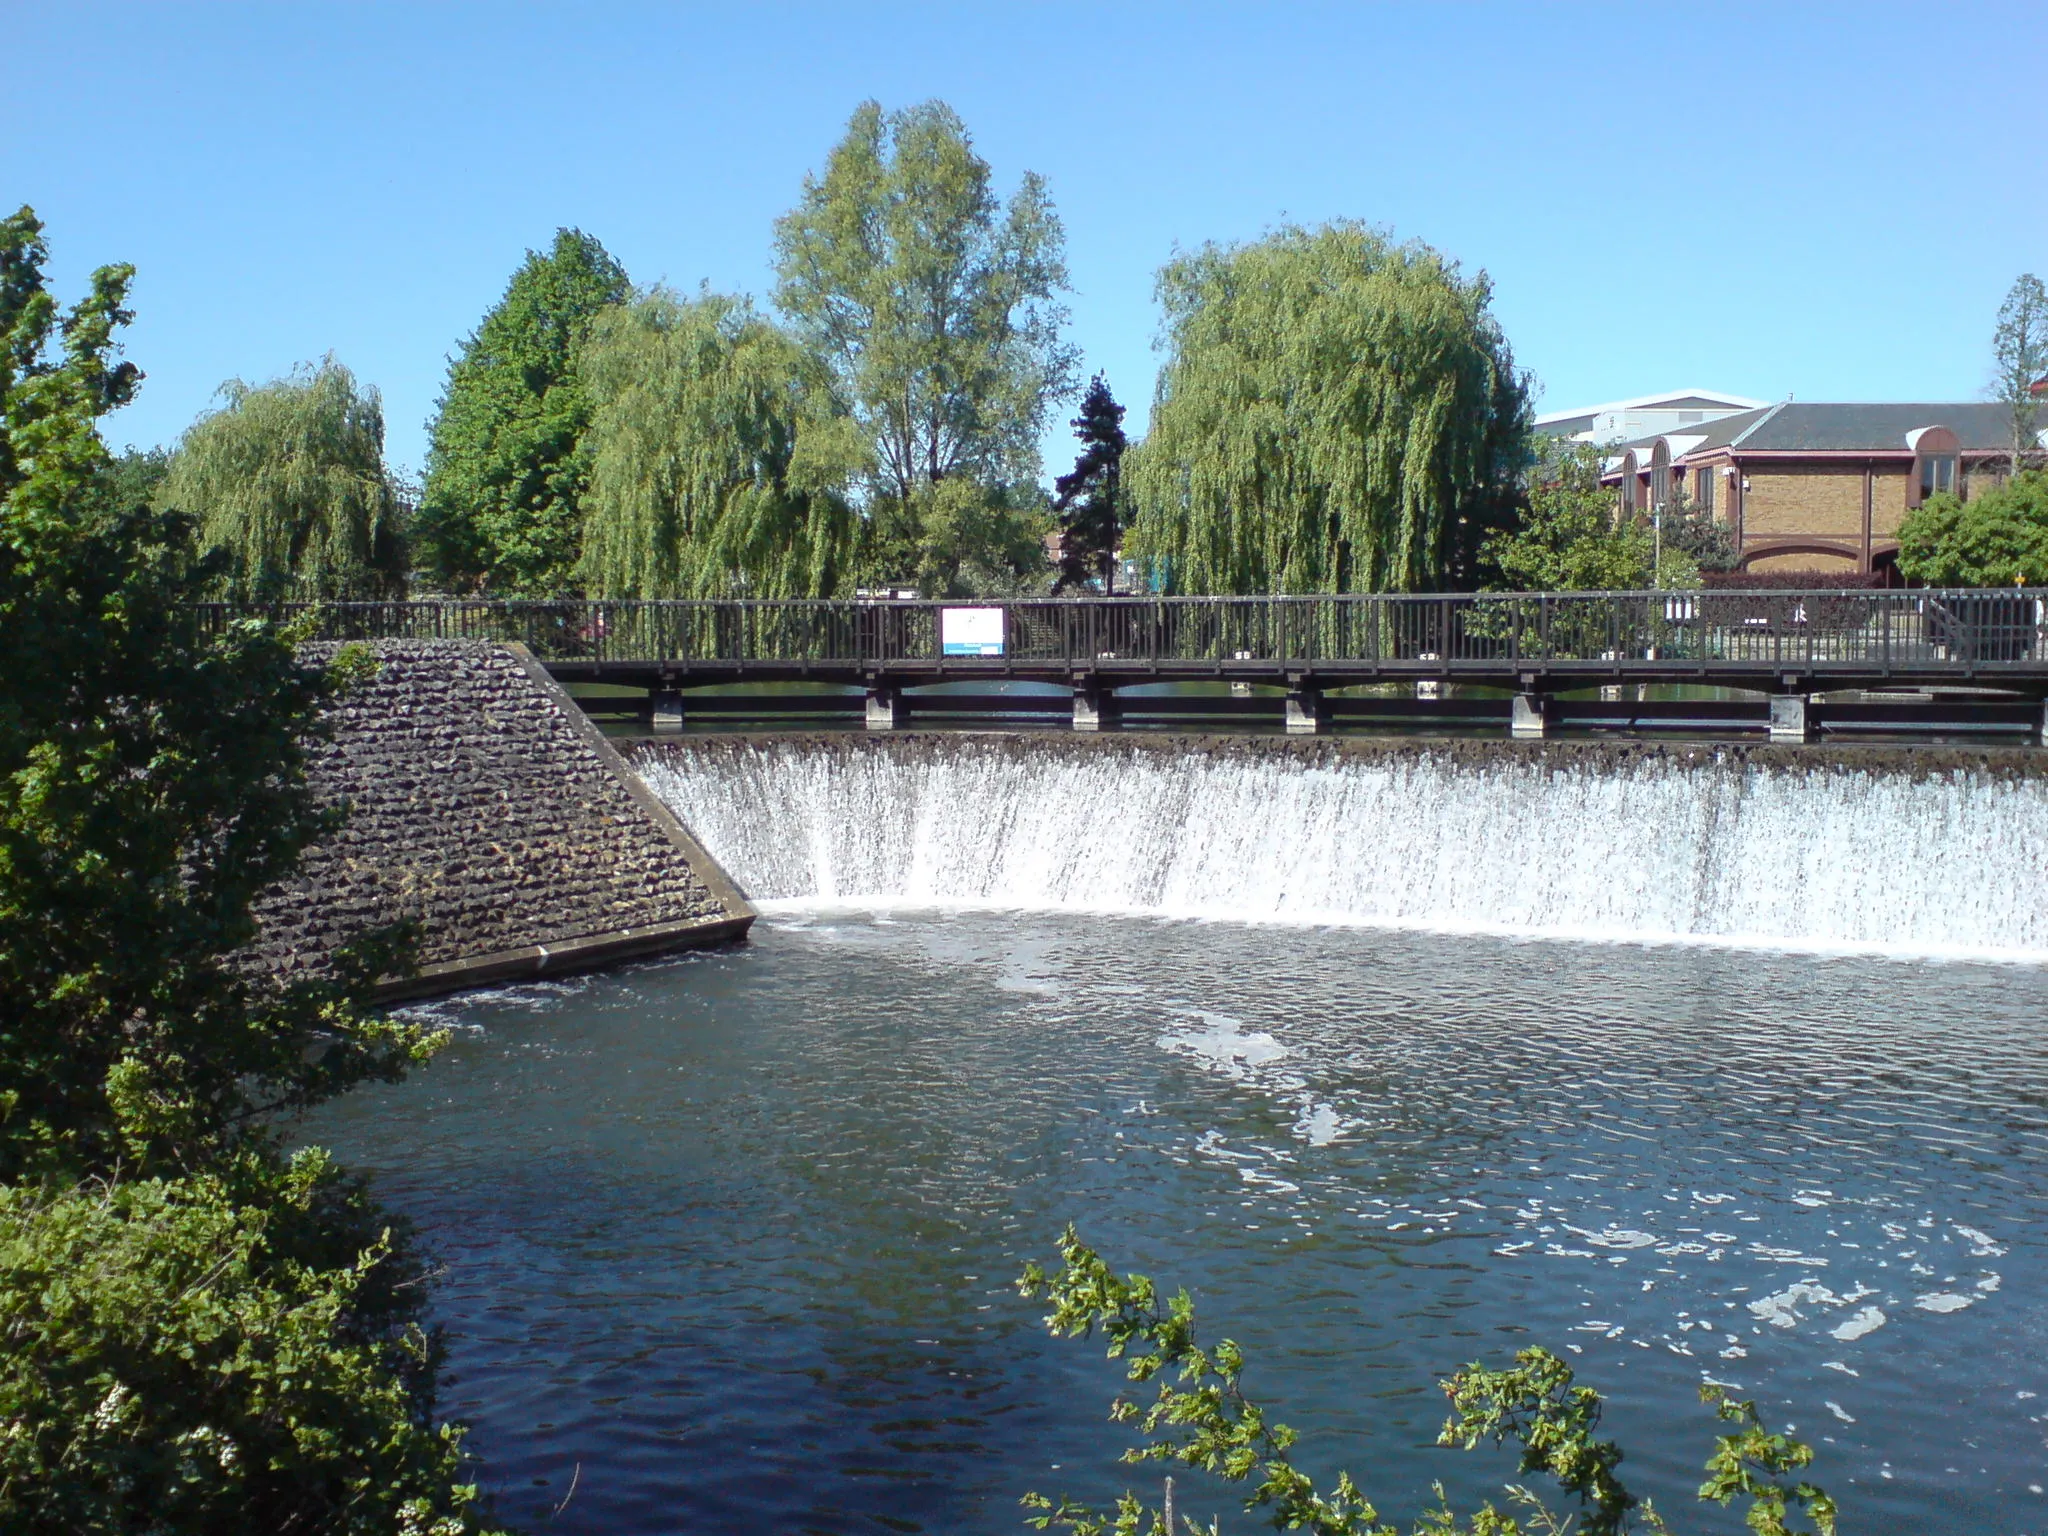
[249,640,754,1003]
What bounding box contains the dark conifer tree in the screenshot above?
[1053,374,1127,593]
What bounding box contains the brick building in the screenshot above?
[1605,401,2040,576]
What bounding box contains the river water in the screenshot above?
[304,738,2048,1533]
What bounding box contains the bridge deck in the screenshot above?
[218,592,2048,699]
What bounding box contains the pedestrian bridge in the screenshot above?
[224,590,2048,742]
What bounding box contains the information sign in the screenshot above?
[940,606,1006,657]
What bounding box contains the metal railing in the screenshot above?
[193,591,2048,672]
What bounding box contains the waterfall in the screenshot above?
[632,736,2048,961]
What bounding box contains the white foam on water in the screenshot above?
[1831,1306,1887,1341]
[640,740,2048,961]
[1914,1292,1976,1313]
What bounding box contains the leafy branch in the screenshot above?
[1019,1226,1837,1536]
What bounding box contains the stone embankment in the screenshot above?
[251,641,751,1000]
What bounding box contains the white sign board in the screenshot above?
[940,606,1006,657]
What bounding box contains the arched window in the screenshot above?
[1906,425,1960,508]
[1615,451,1640,515]
[1649,439,1672,509]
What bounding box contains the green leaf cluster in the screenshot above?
[577,288,863,598]
[158,357,408,599]
[0,208,500,1533]
[418,229,630,594]
[1896,471,2048,586]
[1020,1225,1838,1536]
[1128,222,1529,595]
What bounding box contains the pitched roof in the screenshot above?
[1616,401,2017,455]
[1533,387,1764,426]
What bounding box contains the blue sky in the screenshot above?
[10,2,2045,478]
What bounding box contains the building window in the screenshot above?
[1696,467,1715,514]
[1679,410,1704,424]
[1919,454,1957,502]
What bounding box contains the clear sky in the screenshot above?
[10,1,2045,478]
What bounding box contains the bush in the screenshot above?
[1897,471,2048,586]
[0,1155,501,1535]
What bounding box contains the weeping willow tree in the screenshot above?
[1128,223,1529,594]
[158,358,407,598]
[577,289,863,598]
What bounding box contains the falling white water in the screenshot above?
[635,739,2048,960]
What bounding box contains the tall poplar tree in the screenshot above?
[417,229,629,593]
[772,99,1078,512]
[1128,223,1529,594]
[159,358,408,599]
[1992,273,2048,481]
[577,289,862,598]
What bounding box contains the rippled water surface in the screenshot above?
[304,912,2048,1534]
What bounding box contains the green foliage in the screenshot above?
[857,476,1051,596]
[577,287,863,598]
[0,212,496,1533]
[1054,375,1129,593]
[1656,491,1735,580]
[1696,1386,1837,1536]
[0,1156,494,1536]
[1127,222,1528,595]
[159,358,408,599]
[0,207,141,520]
[417,228,630,594]
[1484,443,1652,591]
[1992,274,2048,477]
[773,99,1078,506]
[1021,1226,1836,1536]
[1896,472,2048,586]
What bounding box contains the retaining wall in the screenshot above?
[251,641,751,1000]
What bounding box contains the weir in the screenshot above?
[628,733,2048,960]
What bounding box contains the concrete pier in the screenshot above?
[650,690,686,732]
[864,685,905,731]
[1285,681,1328,735]
[1072,683,1120,731]
[1510,693,1552,739]
[1770,695,1817,744]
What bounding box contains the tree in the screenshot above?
[1484,441,1654,591]
[1021,1226,1839,1536]
[417,228,630,594]
[1054,374,1128,593]
[1127,222,1529,595]
[1991,274,2048,481]
[0,208,498,1533]
[772,99,1078,514]
[1897,471,2048,586]
[577,288,862,598]
[159,358,408,599]
[1657,488,1737,578]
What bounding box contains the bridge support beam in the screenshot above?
[1510,693,1552,739]
[1072,683,1120,732]
[1285,681,1328,735]
[650,690,685,732]
[1769,694,1817,744]
[865,685,905,731]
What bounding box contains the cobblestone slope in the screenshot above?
[251,642,745,995]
